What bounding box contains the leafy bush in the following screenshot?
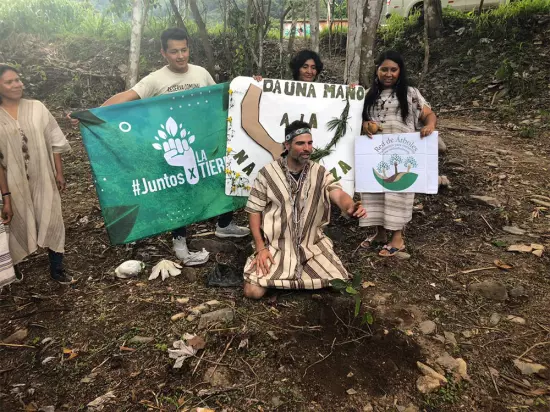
[378,13,419,47]
[0,0,130,40]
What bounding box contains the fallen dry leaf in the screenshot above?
[188,336,206,350]
[87,391,116,410]
[346,388,357,395]
[168,335,198,369]
[507,244,533,253]
[24,402,38,411]
[238,338,249,350]
[62,348,78,360]
[119,346,136,352]
[494,259,513,270]
[532,249,543,257]
[171,312,185,321]
[361,281,376,289]
[531,243,545,251]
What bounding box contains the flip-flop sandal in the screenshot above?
[360,237,386,250]
[378,244,406,257]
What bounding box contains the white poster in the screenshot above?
[225,77,366,196]
[355,132,439,194]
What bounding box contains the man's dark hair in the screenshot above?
[282,120,310,157]
[289,50,323,81]
[284,120,310,138]
[161,28,189,51]
[0,64,20,105]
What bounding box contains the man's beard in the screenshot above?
[290,153,309,166]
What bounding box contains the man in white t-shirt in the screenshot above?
[92,28,249,265]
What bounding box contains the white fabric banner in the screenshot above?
[224,77,366,196]
[355,132,439,194]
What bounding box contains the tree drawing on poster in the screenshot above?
[374,153,419,191]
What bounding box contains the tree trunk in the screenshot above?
[326,0,333,56]
[477,0,485,15]
[286,14,298,77]
[263,0,272,38]
[425,0,443,39]
[344,0,366,83]
[309,0,320,53]
[223,0,227,32]
[127,0,146,89]
[394,163,398,175]
[280,4,292,78]
[255,0,265,73]
[189,0,215,74]
[169,0,188,30]
[244,0,253,31]
[359,0,384,86]
[231,0,259,70]
[419,0,430,87]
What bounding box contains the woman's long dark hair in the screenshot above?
[362,50,410,123]
[289,50,323,81]
[0,64,20,105]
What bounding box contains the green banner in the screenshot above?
[73,83,246,244]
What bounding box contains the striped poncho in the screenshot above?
[244,158,349,289]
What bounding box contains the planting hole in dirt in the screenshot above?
[273,296,422,400]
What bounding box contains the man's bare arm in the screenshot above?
[102,90,141,107]
[329,189,366,218]
[249,212,265,250]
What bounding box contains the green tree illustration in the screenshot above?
[404,156,418,172]
[376,161,390,177]
[389,154,403,175]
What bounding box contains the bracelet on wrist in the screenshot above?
[255,246,268,255]
[1,192,10,197]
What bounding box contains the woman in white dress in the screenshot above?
[0,64,73,283]
[359,51,437,257]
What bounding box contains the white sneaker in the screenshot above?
[215,222,250,238]
[173,236,209,266]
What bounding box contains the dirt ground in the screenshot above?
[1,113,549,411]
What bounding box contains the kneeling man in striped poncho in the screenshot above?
[243,120,366,299]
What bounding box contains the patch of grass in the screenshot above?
[319,24,348,38]
[424,376,467,408]
[0,0,130,41]
[519,126,536,139]
[378,13,420,48]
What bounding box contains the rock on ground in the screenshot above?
[3,328,28,344]
[469,280,508,301]
[502,226,526,235]
[204,366,232,388]
[189,239,238,254]
[489,312,502,326]
[198,308,235,329]
[513,359,548,378]
[419,320,436,335]
[470,195,501,208]
[416,375,443,394]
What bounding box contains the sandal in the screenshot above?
[360,236,387,250]
[378,244,406,257]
